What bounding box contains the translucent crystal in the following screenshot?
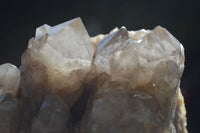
[0,17,186,133]
[82,26,187,133]
[0,63,20,96]
[20,17,95,106]
[95,26,184,90]
[94,27,139,88]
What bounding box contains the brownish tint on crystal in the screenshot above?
[0,17,187,133]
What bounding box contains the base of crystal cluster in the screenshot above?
[0,17,187,133]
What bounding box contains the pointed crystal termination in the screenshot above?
[20,17,95,107]
[81,26,187,133]
[31,95,71,133]
[94,27,139,89]
[0,63,20,96]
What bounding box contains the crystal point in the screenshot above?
[94,27,139,88]
[21,17,95,107]
[35,24,51,37]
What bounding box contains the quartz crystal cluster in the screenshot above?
[0,17,187,133]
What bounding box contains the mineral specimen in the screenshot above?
[0,17,187,133]
[0,63,20,96]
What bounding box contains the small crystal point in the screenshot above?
[35,24,51,37]
[96,27,129,52]
[0,63,20,96]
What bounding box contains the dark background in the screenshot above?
[0,0,199,132]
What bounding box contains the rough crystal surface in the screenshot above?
[0,17,187,133]
[94,26,184,89]
[0,63,20,96]
[81,26,187,133]
[20,17,95,107]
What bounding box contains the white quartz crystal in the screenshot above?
[0,63,20,96]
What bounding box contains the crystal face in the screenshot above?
[0,17,187,133]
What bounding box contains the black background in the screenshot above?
[0,0,199,132]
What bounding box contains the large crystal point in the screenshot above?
[0,63,20,96]
[0,93,20,133]
[20,17,95,107]
[81,26,187,133]
[31,95,71,133]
